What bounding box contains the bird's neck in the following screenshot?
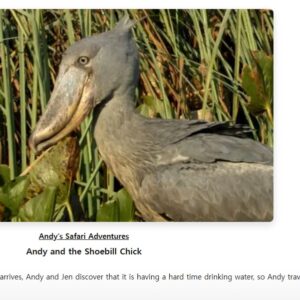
[92,92,152,197]
[93,91,137,140]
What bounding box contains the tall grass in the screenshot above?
[0,9,273,221]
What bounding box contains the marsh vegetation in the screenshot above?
[0,9,273,221]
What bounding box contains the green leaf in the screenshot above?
[138,96,171,119]
[117,188,135,222]
[242,65,266,114]
[0,164,10,187]
[28,137,79,189]
[24,137,79,221]
[96,189,135,222]
[18,186,57,222]
[241,51,273,116]
[96,199,119,222]
[253,51,273,101]
[0,176,30,216]
[137,103,151,117]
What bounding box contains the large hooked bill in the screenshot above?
[29,66,94,153]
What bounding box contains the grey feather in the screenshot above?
[115,15,135,31]
[138,162,273,221]
[31,18,273,222]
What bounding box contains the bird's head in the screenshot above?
[29,16,139,153]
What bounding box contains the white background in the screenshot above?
[1,0,300,299]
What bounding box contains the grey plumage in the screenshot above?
[29,16,273,221]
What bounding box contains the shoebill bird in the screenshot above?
[29,17,273,221]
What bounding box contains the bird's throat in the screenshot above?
[92,94,150,198]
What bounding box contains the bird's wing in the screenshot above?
[144,119,272,165]
[137,161,273,221]
[156,133,272,166]
[145,119,253,142]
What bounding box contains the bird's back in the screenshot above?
[137,161,273,221]
[144,118,272,165]
[133,118,273,221]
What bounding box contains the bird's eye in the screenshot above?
[78,56,89,65]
